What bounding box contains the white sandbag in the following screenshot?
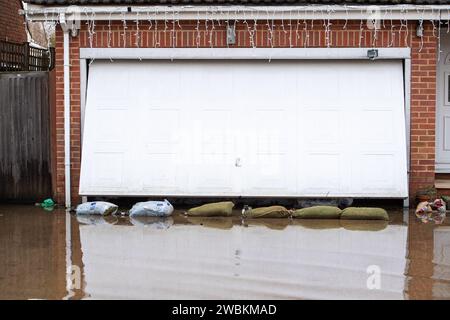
[76,201,118,216]
[129,199,174,217]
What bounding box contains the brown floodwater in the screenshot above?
[0,204,449,300]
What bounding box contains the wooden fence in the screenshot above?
[0,40,54,72]
[0,72,53,202]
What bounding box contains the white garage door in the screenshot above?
[80,59,408,198]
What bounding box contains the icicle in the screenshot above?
[295,10,301,47]
[389,9,395,47]
[431,8,437,38]
[323,6,333,48]
[195,10,201,48]
[418,19,424,52]
[438,11,442,62]
[107,12,112,48]
[265,8,273,49]
[172,10,177,50]
[210,16,215,48]
[303,11,309,48]
[288,10,293,48]
[254,17,258,48]
[404,10,409,48]
[398,9,405,47]
[358,16,364,47]
[343,5,348,30]
[88,12,96,49]
[135,12,140,49]
[121,12,127,48]
[87,11,96,65]
[281,10,287,37]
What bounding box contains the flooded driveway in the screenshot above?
[0,205,449,300]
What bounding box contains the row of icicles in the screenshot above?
[39,8,450,57]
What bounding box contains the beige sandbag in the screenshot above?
[292,206,342,219]
[340,207,389,221]
[186,201,234,217]
[242,205,291,218]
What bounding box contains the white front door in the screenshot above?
[437,35,450,172]
[80,59,407,198]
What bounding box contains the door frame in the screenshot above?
[78,47,411,203]
[436,34,450,173]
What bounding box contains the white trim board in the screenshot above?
[80,48,411,60]
[22,5,450,21]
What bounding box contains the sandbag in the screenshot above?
[340,207,389,221]
[129,199,174,217]
[76,201,118,216]
[292,206,342,219]
[242,205,291,218]
[186,201,234,217]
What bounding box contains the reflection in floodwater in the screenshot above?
[1,205,450,299]
[78,216,407,299]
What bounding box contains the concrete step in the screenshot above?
[436,179,450,197]
[436,179,450,189]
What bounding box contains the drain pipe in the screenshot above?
[60,13,71,209]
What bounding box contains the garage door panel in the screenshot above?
[80,60,407,198]
[358,154,397,192]
[191,155,234,192]
[359,110,395,145]
[90,153,125,189]
[304,110,342,147]
[300,153,342,194]
[140,154,179,190]
[297,65,341,107]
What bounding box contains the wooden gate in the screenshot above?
[0,72,52,202]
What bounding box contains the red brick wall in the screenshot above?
[0,0,27,43]
[54,20,437,205]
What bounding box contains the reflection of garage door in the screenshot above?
[80,59,407,198]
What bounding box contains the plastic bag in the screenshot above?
[129,199,174,217]
[76,201,118,216]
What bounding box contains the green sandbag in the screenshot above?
[242,205,291,218]
[186,201,234,217]
[292,206,342,219]
[340,207,389,221]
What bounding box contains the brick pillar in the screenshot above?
[53,26,82,206]
[409,22,437,203]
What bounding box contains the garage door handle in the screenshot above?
[235,158,242,167]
